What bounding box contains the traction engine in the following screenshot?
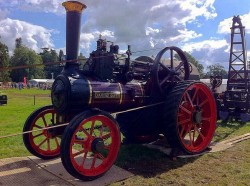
[22,1,217,181]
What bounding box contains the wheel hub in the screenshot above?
[91,138,105,153]
[43,129,52,138]
[43,125,57,138]
[193,106,202,124]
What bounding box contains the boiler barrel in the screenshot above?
[51,75,145,113]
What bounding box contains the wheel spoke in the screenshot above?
[33,124,43,129]
[55,137,60,148]
[174,75,182,81]
[179,126,186,137]
[102,133,111,140]
[181,124,191,138]
[178,118,191,125]
[185,92,194,108]
[80,126,91,137]
[73,138,85,144]
[99,125,104,137]
[42,116,48,127]
[188,130,194,147]
[91,154,97,168]
[38,138,47,148]
[73,149,85,158]
[170,48,174,69]
[179,105,192,115]
[199,99,208,107]
[89,120,95,136]
[191,87,199,103]
[47,138,51,151]
[193,129,196,144]
[97,152,105,160]
[80,150,88,168]
[175,62,183,71]
[160,74,171,86]
[160,62,169,72]
[32,132,43,139]
[194,125,205,141]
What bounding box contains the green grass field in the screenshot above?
[0,88,51,158]
[0,88,250,185]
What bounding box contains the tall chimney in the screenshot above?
[62,1,86,74]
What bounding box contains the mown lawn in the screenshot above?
[0,88,250,185]
[0,88,51,158]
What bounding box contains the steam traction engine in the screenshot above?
[22,1,217,181]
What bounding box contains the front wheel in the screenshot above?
[164,82,216,154]
[23,105,61,159]
[60,109,121,181]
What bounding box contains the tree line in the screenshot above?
[0,38,64,83]
[174,51,228,78]
[0,37,228,83]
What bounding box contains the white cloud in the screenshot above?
[183,39,228,52]
[6,0,215,51]
[0,18,54,53]
[0,0,220,63]
[169,29,202,42]
[182,39,229,68]
[76,0,217,55]
[146,27,160,36]
[179,0,217,24]
[80,30,115,54]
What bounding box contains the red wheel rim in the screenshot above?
[177,83,216,153]
[69,115,120,177]
[29,109,61,157]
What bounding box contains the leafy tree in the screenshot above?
[59,49,64,61]
[175,51,204,77]
[10,46,45,82]
[15,38,22,48]
[40,48,62,79]
[205,63,228,78]
[0,40,10,82]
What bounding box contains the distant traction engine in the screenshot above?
[22,1,217,181]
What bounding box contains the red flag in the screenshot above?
[24,76,27,85]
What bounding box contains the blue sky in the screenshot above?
[0,0,250,70]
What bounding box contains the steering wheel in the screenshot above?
[152,46,190,95]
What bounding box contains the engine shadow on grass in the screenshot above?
[213,120,248,142]
[115,143,197,178]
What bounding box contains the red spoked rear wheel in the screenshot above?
[23,105,61,159]
[164,82,216,154]
[60,110,121,181]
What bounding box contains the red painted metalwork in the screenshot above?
[60,110,120,180]
[177,83,216,153]
[23,106,61,159]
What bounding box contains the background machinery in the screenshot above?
[22,1,217,181]
[219,16,250,122]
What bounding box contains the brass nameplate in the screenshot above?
[94,92,120,99]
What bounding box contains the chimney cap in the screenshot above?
[62,1,87,13]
